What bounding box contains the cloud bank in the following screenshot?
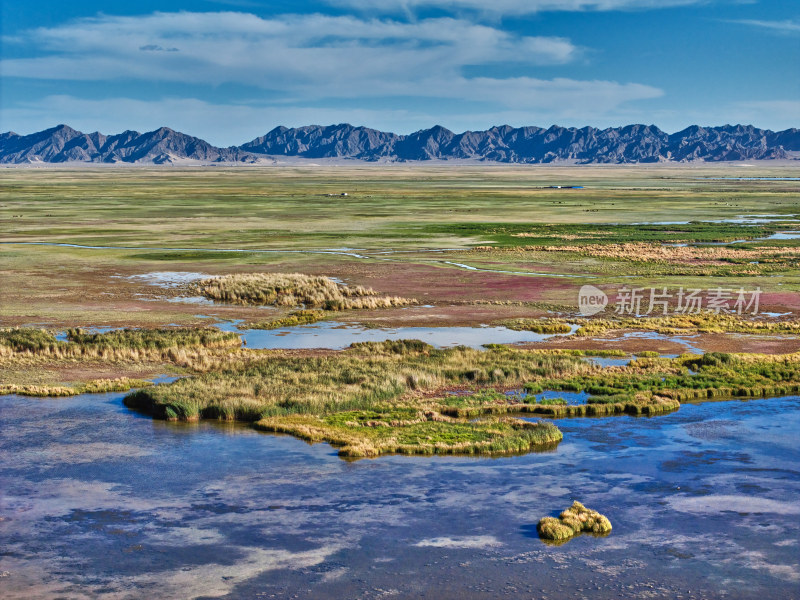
[1,12,658,107]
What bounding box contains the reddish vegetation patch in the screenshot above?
[688,333,800,355]
[335,304,550,328]
[527,331,800,355]
[759,292,800,314]
[330,262,575,304]
[525,335,691,355]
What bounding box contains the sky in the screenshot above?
[0,0,798,146]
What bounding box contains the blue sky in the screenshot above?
[1,0,797,145]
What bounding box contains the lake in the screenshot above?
[1,388,798,599]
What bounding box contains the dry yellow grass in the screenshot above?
[538,501,612,542]
[0,377,153,397]
[538,242,800,265]
[193,273,415,310]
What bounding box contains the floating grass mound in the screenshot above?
[256,412,562,458]
[537,501,612,542]
[249,309,327,330]
[0,327,242,395]
[192,273,415,310]
[0,377,153,397]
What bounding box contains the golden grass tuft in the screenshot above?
[537,501,612,542]
[192,273,415,310]
[0,377,152,397]
[539,242,800,266]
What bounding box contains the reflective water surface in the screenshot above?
[1,391,798,599]
[215,320,578,350]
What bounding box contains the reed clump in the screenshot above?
[192,273,415,310]
[537,501,612,542]
[0,327,240,366]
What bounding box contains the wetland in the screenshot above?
[2,164,800,598]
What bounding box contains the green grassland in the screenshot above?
[2,165,799,249]
[1,165,799,328]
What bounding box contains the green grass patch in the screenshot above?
[249,309,327,330]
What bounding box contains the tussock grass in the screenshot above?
[65,327,239,350]
[538,501,612,542]
[508,313,800,337]
[502,318,573,334]
[0,327,244,380]
[538,241,800,266]
[436,387,679,419]
[0,328,62,353]
[248,309,327,330]
[192,273,415,310]
[0,377,152,397]
[0,327,239,357]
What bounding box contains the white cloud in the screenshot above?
[728,19,800,34]
[1,11,579,92]
[0,11,668,139]
[328,0,709,15]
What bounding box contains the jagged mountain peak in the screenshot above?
[1,123,797,164]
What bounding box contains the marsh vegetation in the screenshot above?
[248,309,327,329]
[0,326,242,395]
[507,313,800,337]
[2,167,800,456]
[537,501,612,542]
[122,339,800,457]
[192,273,414,310]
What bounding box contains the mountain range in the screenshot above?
[2,123,798,165]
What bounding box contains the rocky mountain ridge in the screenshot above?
[2,123,797,164]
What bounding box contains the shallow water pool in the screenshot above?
[214,320,578,350]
